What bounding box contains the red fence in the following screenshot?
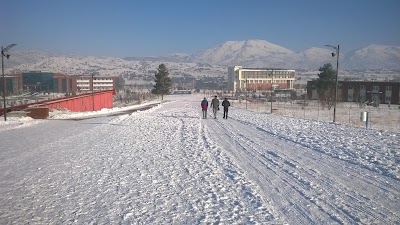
[0,90,115,116]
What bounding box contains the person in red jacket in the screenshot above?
[201,97,208,119]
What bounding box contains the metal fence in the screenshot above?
[233,99,400,133]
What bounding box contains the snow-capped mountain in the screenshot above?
[190,40,400,70]
[191,40,296,67]
[296,47,341,69]
[344,44,400,70]
[5,40,400,78]
[7,53,226,80]
[4,50,58,69]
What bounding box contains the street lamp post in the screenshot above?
[1,44,17,121]
[325,44,339,123]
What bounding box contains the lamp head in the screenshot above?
[331,52,335,57]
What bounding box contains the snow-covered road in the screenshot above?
[1,96,399,224]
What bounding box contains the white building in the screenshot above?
[76,75,116,92]
[228,66,295,93]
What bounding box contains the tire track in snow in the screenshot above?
[205,117,400,224]
[231,117,400,223]
[206,119,333,224]
[199,120,281,224]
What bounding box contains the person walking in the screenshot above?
[210,95,220,119]
[221,97,231,119]
[201,97,208,119]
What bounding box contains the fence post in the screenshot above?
[349,105,351,124]
[317,99,320,122]
[361,111,369,129]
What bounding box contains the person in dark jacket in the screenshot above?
[201,97,208,119]
[221,97,231,119]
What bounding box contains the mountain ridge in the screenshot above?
[189,40,400,70]
[5,40,400,73]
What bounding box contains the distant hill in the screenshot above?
[190,40,295,67]
[4,50,58,69]
[344,44,400,70]
[188,40,400,70]
[6,52,226,79]
[5,40,400,77]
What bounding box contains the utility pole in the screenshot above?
[325,44,339,123]
[334,45,340,123]
[1,46,5,121]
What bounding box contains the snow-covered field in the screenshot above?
[233,100,400,133]
[0,94,399,224]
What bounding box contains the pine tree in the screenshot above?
[152,64,172,100]
[115,75,125,91]
[314,63,337,109]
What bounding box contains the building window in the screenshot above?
[360,85,365,90]
[373,86,379,92]
[386,86,392,91]
[348,85,353,90]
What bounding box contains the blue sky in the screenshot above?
[1,0,399,57]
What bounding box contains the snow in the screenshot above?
[0,116,41,132]
[0,94,399,224]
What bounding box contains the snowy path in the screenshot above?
[0,98,399,224]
